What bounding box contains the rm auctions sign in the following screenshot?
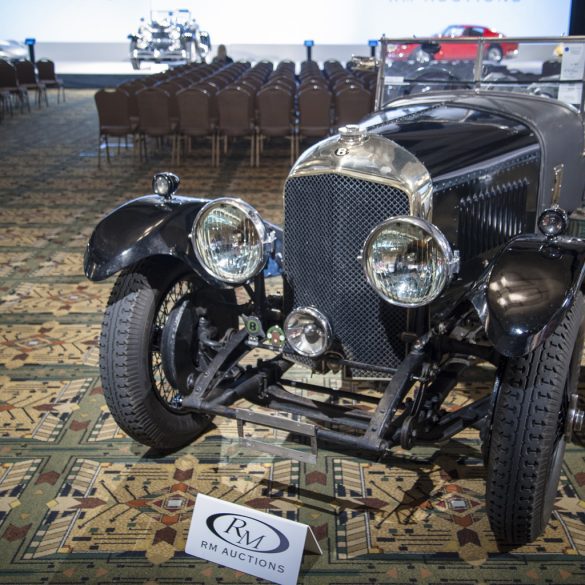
[186,493,321,585]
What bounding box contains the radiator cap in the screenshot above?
[338,125,369,146]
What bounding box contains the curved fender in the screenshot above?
[469,234,585,357]
[84,195,209,282]
[84,194,283,283]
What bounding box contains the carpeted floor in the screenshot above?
[1,90,585,585]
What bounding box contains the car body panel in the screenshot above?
[84,195,283,285]
[365,91,585,214]
[84,195,209,282]
[470,234,585,356]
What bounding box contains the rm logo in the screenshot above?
[207,513,290,553]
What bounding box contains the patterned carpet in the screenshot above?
[1,90,585,584]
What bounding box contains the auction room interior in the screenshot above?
[1,1,585,584]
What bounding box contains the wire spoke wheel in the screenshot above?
[150,279,194,411]
[99,258,230,450]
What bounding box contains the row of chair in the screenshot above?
[0,58,65,123]
[95,58,377,167]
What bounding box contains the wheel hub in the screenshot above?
[565,393,585,442]
[161,297,199,395]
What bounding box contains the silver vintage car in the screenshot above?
[128,9,211,70]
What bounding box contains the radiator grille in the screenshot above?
[284,173,410,374]
[458,179,528,259]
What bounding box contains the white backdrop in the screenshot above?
[0,0,573,45]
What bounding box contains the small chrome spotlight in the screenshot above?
[284,307,332,357]
[538,207,568,237]
[152,172,180,200]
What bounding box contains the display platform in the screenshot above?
[56,60,172,88]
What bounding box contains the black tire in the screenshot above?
[486,44,503,63]
[100,257,234,450]
[485,292,584,544]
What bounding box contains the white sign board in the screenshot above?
[560,44,585,81]
[185,493,322,585]
[559,44,585,107]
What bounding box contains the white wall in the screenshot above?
[0,0,573,45]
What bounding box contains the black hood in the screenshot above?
[363,91,585,212]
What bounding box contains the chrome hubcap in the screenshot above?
[565,393,585,442]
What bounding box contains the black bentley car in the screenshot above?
[128,9,211,70]
[85,37,585,545]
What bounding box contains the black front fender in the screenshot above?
[84,194,283,284]
[84,195,210,282]
[469,234,585,357]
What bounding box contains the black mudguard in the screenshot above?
[469,234,585,357]
[83,194,283,284]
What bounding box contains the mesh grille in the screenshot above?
[284,173,410,374]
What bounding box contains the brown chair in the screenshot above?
[176,87,217,165]
[118,81,145,127]
[300,74,326,85]
[255,85,296,165]
[198,80,220,95]
[334,84,371,129]
[333,76,362,92]
[241,78,261,94]
[156,81,182,123]
[0,89,12,122]
[0,59,30,114]
[94,89,137,168]
[171,76,190,88]
[276,60,295,76]
[297,84,332,151]
[267,75,296,93]
[13,59,47,108]
[300,60,321,78]
[136,88,178,163]
[216,85,255,166]
[36,59,65,103]
[324,59,344,77]
[328,71,351,86]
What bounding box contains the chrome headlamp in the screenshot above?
[284,307,332,357]
[361,216,458,307]
[191,198,270,284]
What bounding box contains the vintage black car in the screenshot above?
[128,9,211,70]
[85,37,585,545]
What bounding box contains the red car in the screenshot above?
[388,25,519,63]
